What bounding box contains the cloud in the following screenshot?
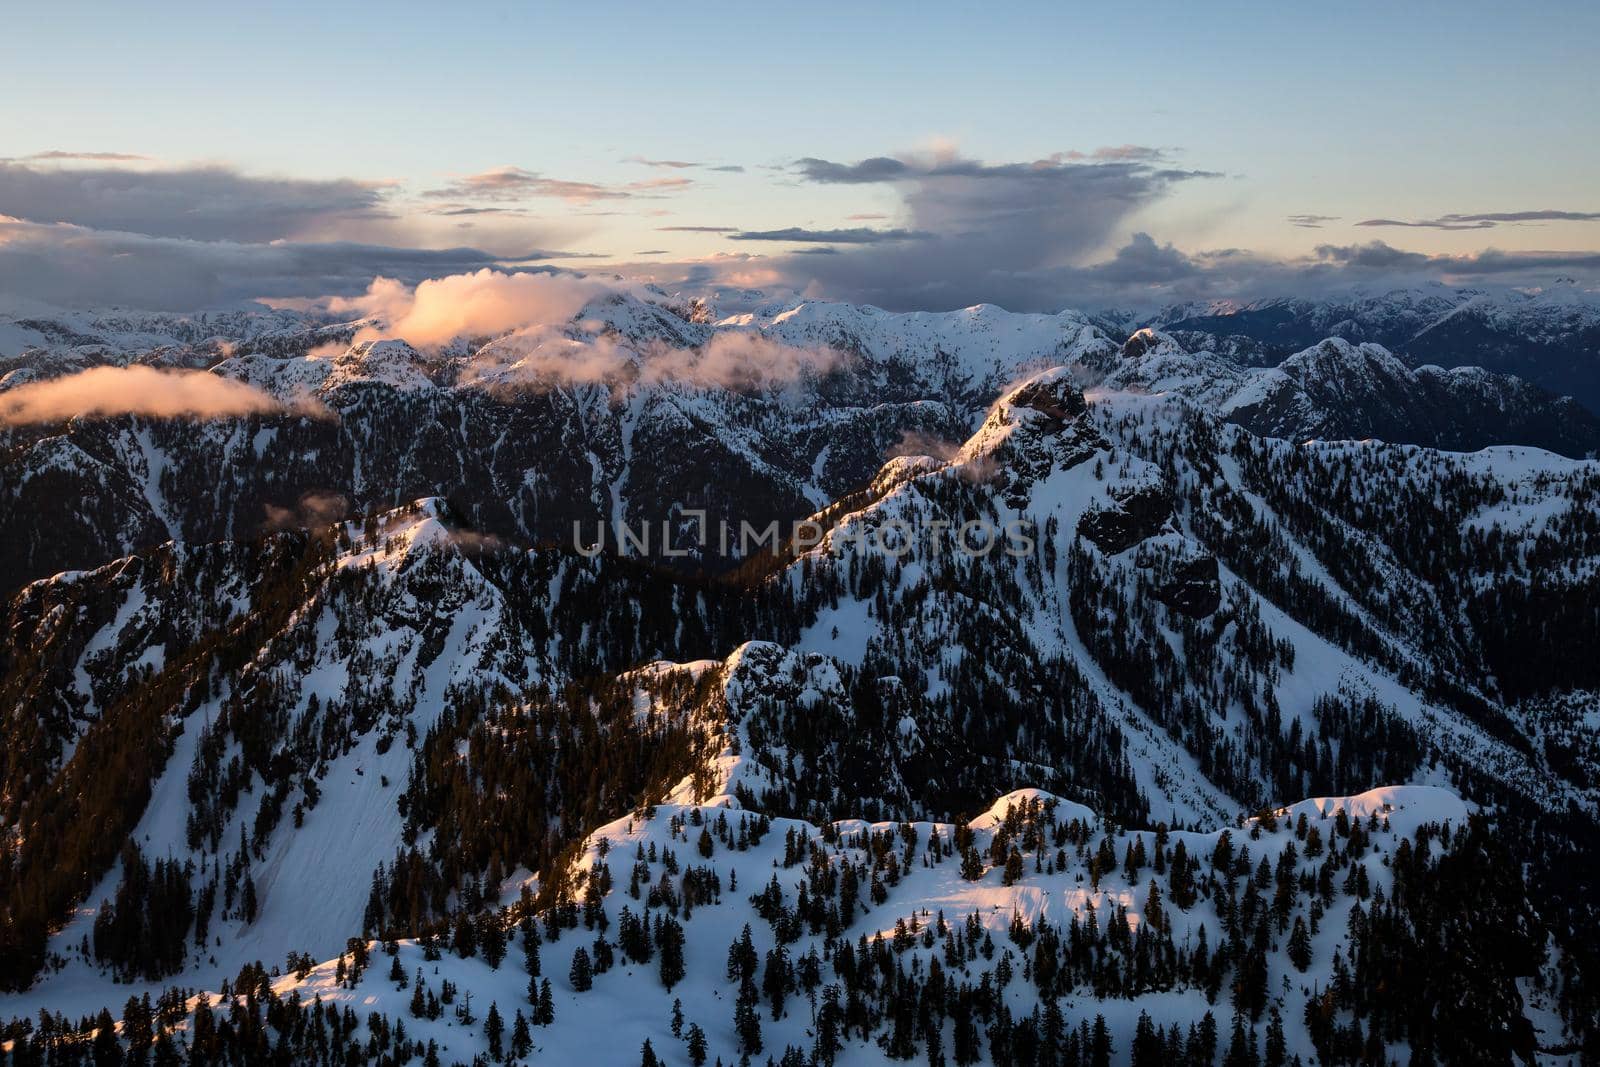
[421,205,533,217]
[728,227,931,244]
[1312,241,1600,276]
[770,145,1220,309]
[333,269,617,348]
[641,229,1600,315]
[793,156,912,184]
[0,160,391,242]
[470,323,841,392]
[0,366,307,425]
[623,157,743,174]
[625,156,699,169]
[423,167,696,204]
[264,491,351,532]
[422,167,628,204]
[1085,232,1198,284]
[20,150,151,162]
[335,269,841,389]
[886,428,962,462]
[0,215,565,309]
[627,176,694,192]
[1287,214,1340,228]
[658,225,738,233]
[1357,210,1600,230]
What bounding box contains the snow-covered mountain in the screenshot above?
[2,351,1597,1062]
[3,291,1594,598]
[1140,283,1600,414]
[1097,330,1600,457]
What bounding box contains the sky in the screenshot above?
[2,0,1597,312]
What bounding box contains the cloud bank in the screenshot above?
[0,161,391,242]
[0,366,300,425]
[0,215,558,310]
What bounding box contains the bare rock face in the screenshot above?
[1156,554,1222,618]
[1006,375,1089,424]
[1076,483,1174,554]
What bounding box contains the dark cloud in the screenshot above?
[0,161,391,242]
[1287,214,1339,228]
[0,216,572,310]
[793,156,912,184]
[1358,210,1600,230]
[1315,241,1600,276]
[770,147,1219,309]
[1085,232,1197,284]
[792,148,1218,187]
[635,249,670,255]
[728,227,932,244]
[1311,241,1432,270]
[708,165,746,173]
[658,225,739,233]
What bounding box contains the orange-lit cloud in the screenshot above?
[333,270,617,348]
[0,366,307,425]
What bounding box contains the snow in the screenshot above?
[13,777,1505,1066]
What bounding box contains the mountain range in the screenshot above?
[0,287,1597,1064]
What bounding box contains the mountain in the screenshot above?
[1,346,1597,1063]
[3,291,1594,601]
[1140,283,1600,414]
[1097,330,1600,456]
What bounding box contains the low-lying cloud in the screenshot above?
[335,268,842,390]
[333,270,618,348]
[0,366,304,425]
[470,328,841,392]
[264,491,351,532]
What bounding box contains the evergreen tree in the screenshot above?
[485,1001,504,1061]
[569,947,593,992]
[512,1009,533,1058]
[687,1021,709,1066]
[1287,915,1313,972]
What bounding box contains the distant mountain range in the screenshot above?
[1119,282,1600,414]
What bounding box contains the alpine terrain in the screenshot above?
[1,286,1597,1067]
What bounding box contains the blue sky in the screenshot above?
[2,1,1597,309]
